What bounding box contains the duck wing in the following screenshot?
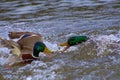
[17,34,43,51]
[8,31,42,39]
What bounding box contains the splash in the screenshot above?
[0,48,10,65]
[44,41,78,53]
[91,34,120,56]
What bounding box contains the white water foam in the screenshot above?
[44,41,78,53]
[0,48,10,65]
[17,60,65,80]
[93,34,120,56]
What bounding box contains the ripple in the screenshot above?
[0,0,120,80]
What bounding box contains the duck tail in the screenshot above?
[0,37,21,56]
[0,37,11,48]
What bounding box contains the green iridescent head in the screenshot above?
[33,42,51,58]
[60,36,89,46]
[67,36,89,46]
[59,36,89,52]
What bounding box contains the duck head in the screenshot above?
[59,36,89,52]
[33,42,52,58]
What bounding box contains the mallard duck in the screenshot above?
[0,32,52,68]
[59,36,89,52]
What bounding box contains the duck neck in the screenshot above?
[33,50,39,58]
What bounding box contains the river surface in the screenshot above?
[0,0,120,80]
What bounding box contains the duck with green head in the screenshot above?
[21,41,52,60]
[59,36,89,53]
[5,41,52,69]
[0,32,52,68]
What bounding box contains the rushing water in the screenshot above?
[0,0,120,80]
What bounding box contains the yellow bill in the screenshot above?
[44,47,52,57]
[44,47,52,53]
[59,42,68,46]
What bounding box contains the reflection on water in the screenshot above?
[0,0,120,80]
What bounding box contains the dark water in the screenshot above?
[0,0,120,80]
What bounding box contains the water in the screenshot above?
[0,0,120,80]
